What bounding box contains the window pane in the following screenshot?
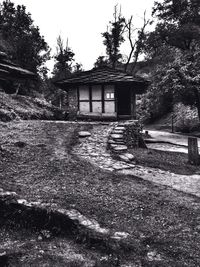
[106,92,114,99]
[110,93,114,99]
[106,93,110,99]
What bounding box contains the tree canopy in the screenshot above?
[0,0,50,76]
[52,36,75,80]
[143,0,200,121]
[101,6,125,69]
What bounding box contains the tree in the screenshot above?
[94,56,109,68]
[52,36,75,80]
[0,0,50,76]
[73,62,83,73]
[124,11,150,73]
[144,0,200,121]
[102,5,125,68]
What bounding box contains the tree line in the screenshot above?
[1,0,200,123]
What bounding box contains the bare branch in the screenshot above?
[124,10,150,74]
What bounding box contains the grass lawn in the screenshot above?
[0,225,102,267]
[1,121,200,266]
[129,147,200,175]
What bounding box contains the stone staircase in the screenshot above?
[108,121,143,162]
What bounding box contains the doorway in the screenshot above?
[117,86,131,118]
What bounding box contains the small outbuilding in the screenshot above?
[55,67,149,120]
[0,51,35,93]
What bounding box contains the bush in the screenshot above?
[0,108,17,122]
[174,103,199,133]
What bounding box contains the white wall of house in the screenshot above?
[78,84,116,116]
[79,85,89,100]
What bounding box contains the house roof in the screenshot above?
[54,67,150,93]
[0,51,35,80]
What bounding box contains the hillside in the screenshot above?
[0,92,67,122]
[145,103,200,134]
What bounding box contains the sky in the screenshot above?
[12,0,156,73]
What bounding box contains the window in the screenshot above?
[106,92,114,99]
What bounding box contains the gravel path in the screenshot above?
[73,124,200,197]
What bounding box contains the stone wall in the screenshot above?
[121,120,143,148]
[67,87,78,119]
[108,120,145,151]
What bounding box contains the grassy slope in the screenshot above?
[0,92,63,122]
[129,147,200,175]
[1,121,200,265]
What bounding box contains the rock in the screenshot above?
[119,155,130,162]
[78,131,91,138]
[147,250,162,262]
[123,153,135,161]
[90,153,98,157]
[110,144,118,148]
[108,139,116,144]
[112,130,124,134]
[111,134,123,139]
[112,231,129,240]
[113,145,128,152]
[115,126,126,131]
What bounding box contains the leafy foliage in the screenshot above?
[142,0,200,122]
[52,36,75,80]
[101,6,125,68]
[0,0,50,75]
[94,56,109,68]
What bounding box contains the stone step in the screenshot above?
[119,154,130,162]
[110,134,123,139]
[114,127,126,131]
[123,153,135,161]
[110,144,118,148]
[112,130,124,134]
[78,131,91,138]
[113,145,128,153]
[114,142,125,145]
[108,139,116,144]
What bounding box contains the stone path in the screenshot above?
[72,123,200,198]
[73,123,135,172]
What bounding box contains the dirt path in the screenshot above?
[73,124,200,197]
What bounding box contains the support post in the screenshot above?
[188,137,199,165]
[101,85,105,113]
[89,85,92,112]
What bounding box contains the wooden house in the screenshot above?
[0,51,35,93]
[55,67,149,120]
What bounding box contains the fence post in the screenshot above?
[188,137,199,165]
